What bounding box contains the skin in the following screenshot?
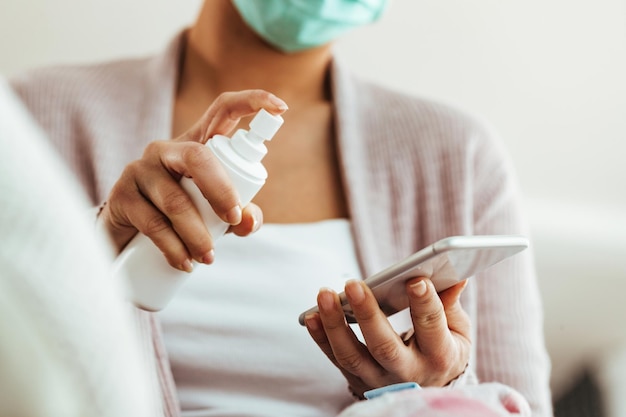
[98,0,471,394]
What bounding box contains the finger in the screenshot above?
[133,152,215,264]
[438,280,471,338]
[180,90,288,144]
[98,192,142,253]
[406,277,454,359]
[108,174,194,271]
[153,140,242,226]
[344,280,409,374]
[316,288,379,381]
[439,279,468,309]
[229,203,263,237]
[304,313,370,395]
[410,279,471,384]
[304,313,339,366]
[127,201,195,272]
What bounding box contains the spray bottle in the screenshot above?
[113,109,284,311]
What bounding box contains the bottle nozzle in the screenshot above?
[249,108,284,141]
[232,109,284,162]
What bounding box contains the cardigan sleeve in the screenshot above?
[469,123,553,417]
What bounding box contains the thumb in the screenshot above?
[438,279,468,311]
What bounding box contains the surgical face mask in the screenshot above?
[232,0,389,53]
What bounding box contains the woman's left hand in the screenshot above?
[303,277,471,398]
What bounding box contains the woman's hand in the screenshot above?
[98,90,288,271]
[304,277,471,398]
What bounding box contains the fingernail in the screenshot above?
[225,205,242,225]
[181,259,194,273]
[410,280,428,297]
[319,288,336,312]
[201,249,215,265]
[304,314,319,331]
[345,280,365,304]
[251,213,261,233]
[269,94,289,111]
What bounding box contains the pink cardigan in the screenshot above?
[11,33,553,417]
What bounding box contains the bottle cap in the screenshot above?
[249,109,284,141]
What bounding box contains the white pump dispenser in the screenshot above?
[113,109,284,311]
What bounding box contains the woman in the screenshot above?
[11,0,552,415]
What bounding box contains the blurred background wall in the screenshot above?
[1,0,625,415]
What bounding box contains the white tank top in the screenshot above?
[159,220,364,417]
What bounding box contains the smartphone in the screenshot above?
[298,235,529,325]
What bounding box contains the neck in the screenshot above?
[179,0,333,107]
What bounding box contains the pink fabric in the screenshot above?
[10,32,553,416]
[339,384,531,417]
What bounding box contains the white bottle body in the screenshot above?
[113,134,267,311]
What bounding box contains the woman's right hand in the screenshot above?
[98,90,288,271]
